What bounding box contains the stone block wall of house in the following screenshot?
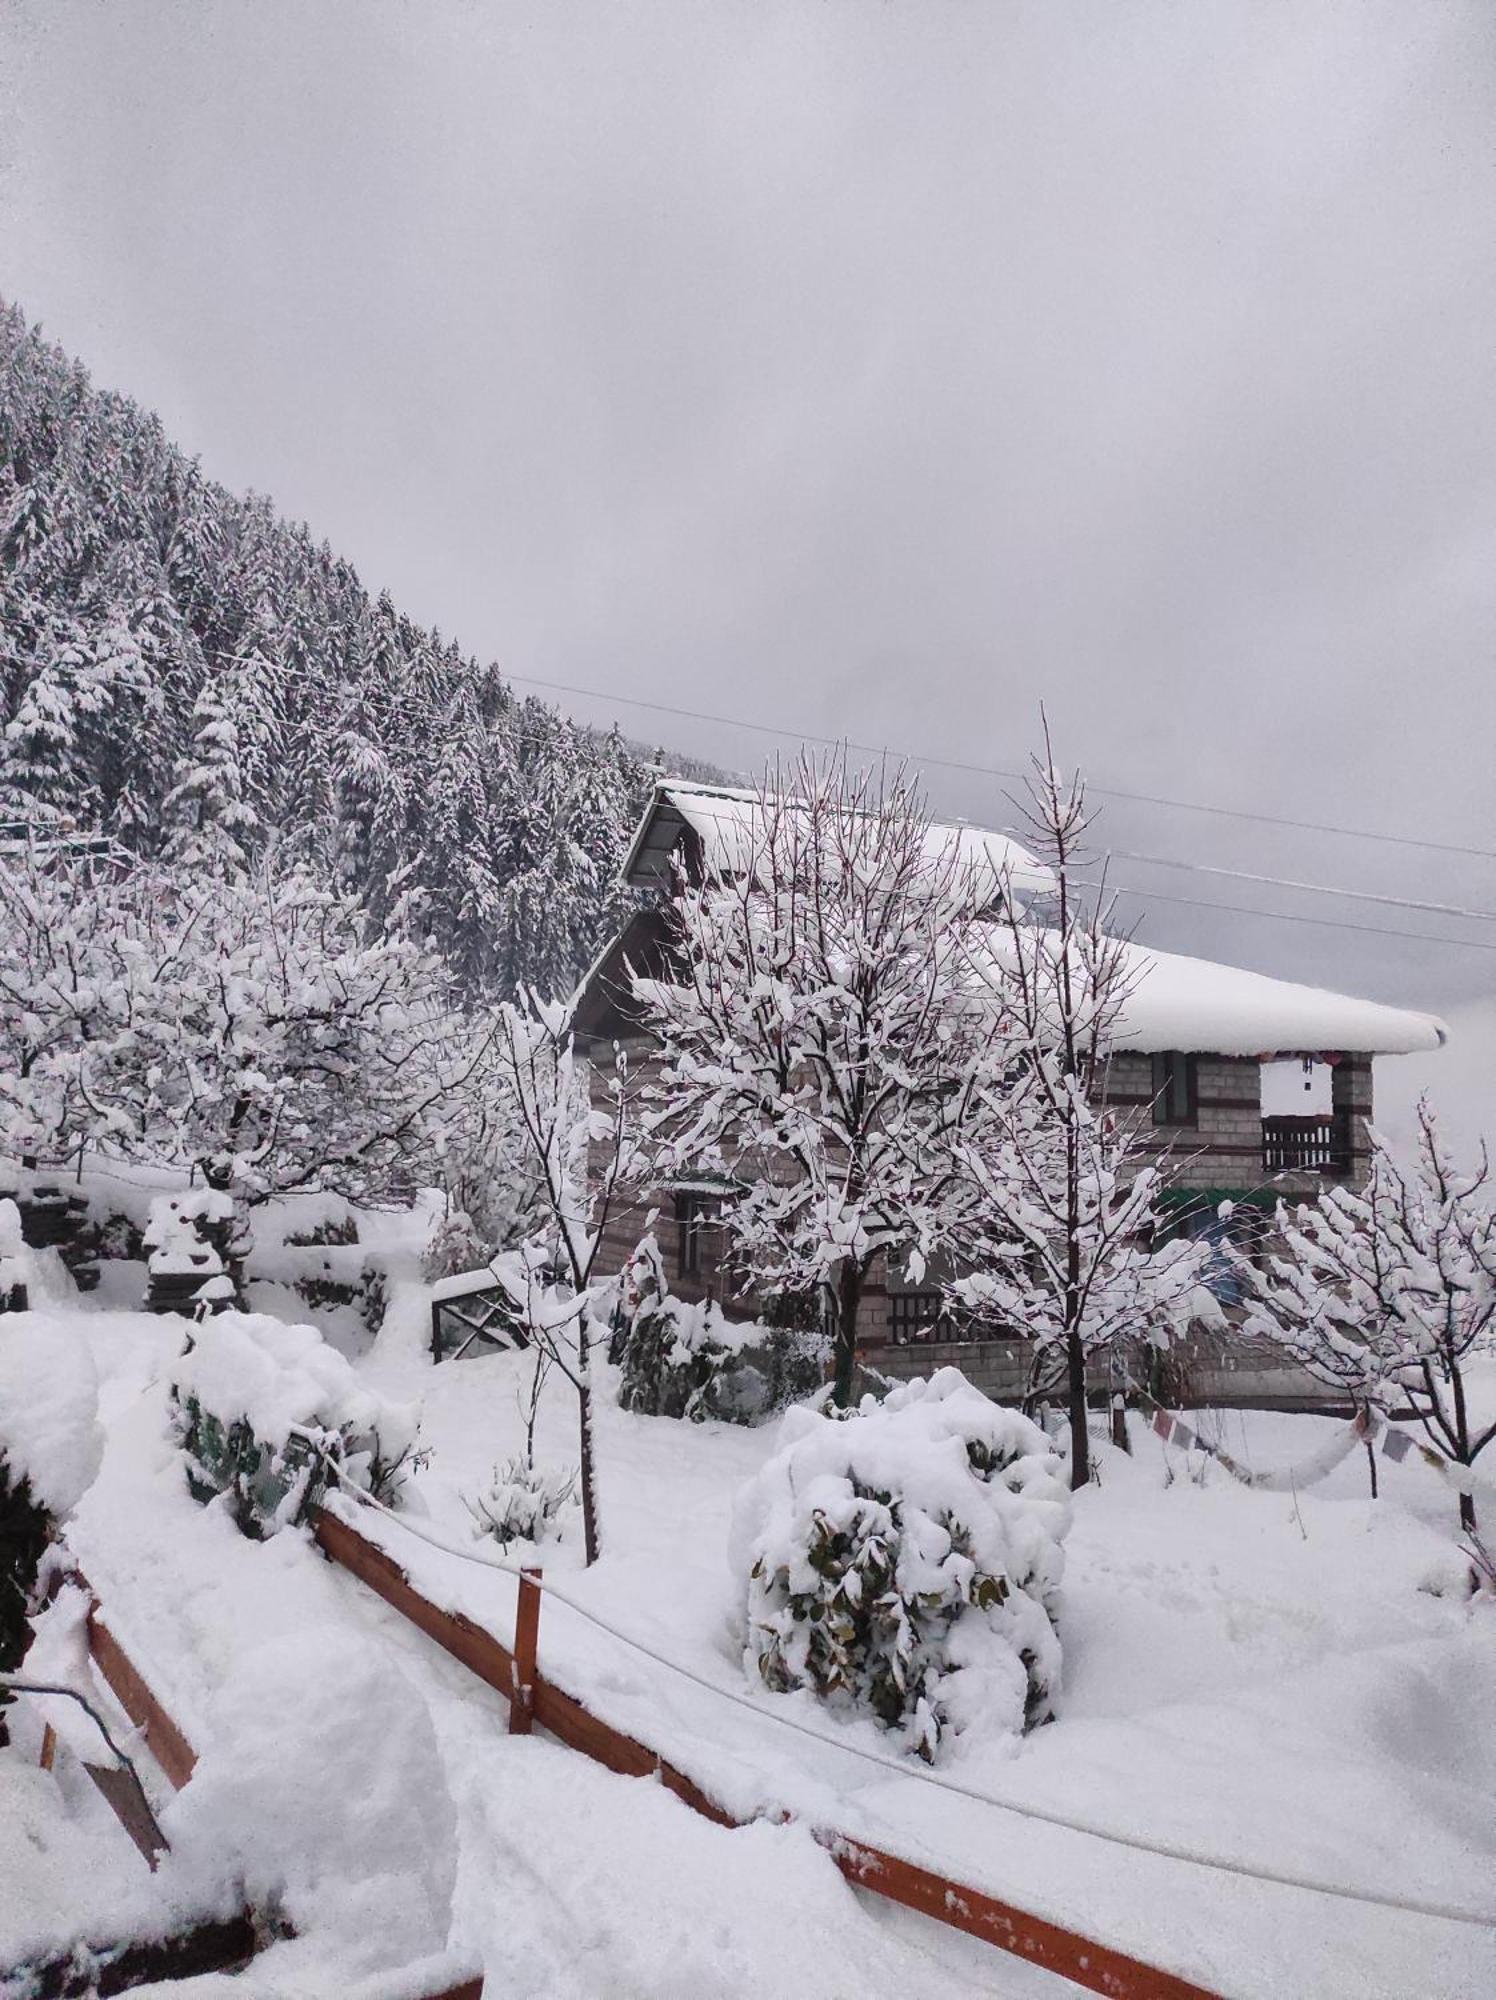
[1104,1052,1374,1196]
[583,1024,1378,1407]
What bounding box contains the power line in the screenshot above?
[638,792,1496,957]
[504,669,1496,863]
[1090,876,1496,954]
[1107,850,1496,927]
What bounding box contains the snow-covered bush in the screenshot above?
[465,1455,577,1550]
[613,1246,827,1426]
[732,1369,1071,1760]
[170,1310,420,1538]
[0,1297,103,1742]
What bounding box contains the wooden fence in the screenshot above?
[312,1505,1218,2000]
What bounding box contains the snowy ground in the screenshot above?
[3,1279,1493,1997]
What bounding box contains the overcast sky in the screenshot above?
[3,1,1494,1045]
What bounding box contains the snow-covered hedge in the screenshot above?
[614,1245,826,1427]
[732,1368,1071,1760]
[170,1310,421,1538]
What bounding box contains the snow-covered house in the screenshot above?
[573,779,1446,1402]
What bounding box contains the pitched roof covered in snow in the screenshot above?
[967,925,1448,1057]
[609,780,1446,1061]
[620,779,1056,902]
[1107,940,1447,1057]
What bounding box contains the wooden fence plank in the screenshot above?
[86,1607,198,1791]
[312,1507,517,1698]
[823,1832,1217,2000]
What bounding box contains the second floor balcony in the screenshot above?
[1262,1113,1352,1176]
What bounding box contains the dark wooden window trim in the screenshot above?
[673,1190,721,1280]
[1151,1051,1199,1127]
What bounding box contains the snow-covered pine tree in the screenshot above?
[0,296,663,997]
[1242,1100,1496,1530]
[161,672,261,873]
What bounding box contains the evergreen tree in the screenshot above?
[0,295,661,996]
[162,673,260,872]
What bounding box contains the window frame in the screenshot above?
[673,1189,721,1281]
[1151,1050,1200,1127]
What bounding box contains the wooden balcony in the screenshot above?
[1262,1114,1351,1176]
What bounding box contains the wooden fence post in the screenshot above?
[509,1567,542,1735]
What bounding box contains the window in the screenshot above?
[1177,1203,1269,1305]
[673,1191,721,1280]
[889,1292,946,1344]
[1151,1051,1198,1126]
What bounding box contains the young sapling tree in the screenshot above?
[484,997,634,1565]
[1242,1100,1496,1531]
[955,727,1212,1487]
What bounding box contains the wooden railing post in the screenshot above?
[509,1566,542,1735]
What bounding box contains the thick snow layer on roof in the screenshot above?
[627,780,1056,900]
[1102,938,1447,1056]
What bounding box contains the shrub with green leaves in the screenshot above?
[731,1368,1071,1760]
[170,1310,420,1539]
[612,1235,826,1426]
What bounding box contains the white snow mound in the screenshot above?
[173,1308,416,1458]
[0,1306,103,1516]
[165,1627,458,1971]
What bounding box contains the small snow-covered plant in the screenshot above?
[169,1309,420,1538]
[465,1455,577,1550]
[732,1368,1071,1761]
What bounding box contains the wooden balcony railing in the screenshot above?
[1262,1115,1351,1176]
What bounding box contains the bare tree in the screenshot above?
[485,996,634,1565]
[955,726,1211,1488]
[1242,1100,1496,1531]
[632,752,1014,1408]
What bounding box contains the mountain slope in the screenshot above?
[0,300,657,996]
